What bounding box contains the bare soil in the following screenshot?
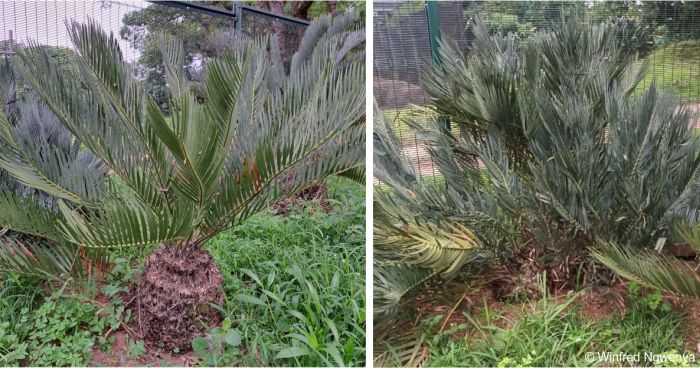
[681,299,700,353]
[272,181,330,215]
[661,289,700,354]
[377,261,700,357]
[91,330,199,367]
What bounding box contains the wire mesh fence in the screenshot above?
[238,6,309,69]
[1,1,147,62]
[0,0,308,95]
[374,0,700,181]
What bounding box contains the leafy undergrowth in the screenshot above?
[0,275,124,366]
[377,278,699,367]
[0,177,365,367]
[205,177,366,367]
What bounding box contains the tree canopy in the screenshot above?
[119,1,364,106]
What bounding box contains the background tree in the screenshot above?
[119,0,364,107]
[638,1,700,43]
[119,4,229,106]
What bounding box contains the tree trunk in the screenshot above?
[291,1,314,20]
[132,243,224,351]
[260,1,291,68]
[326,1,338,15]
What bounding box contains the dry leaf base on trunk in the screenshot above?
[131,244,224,351]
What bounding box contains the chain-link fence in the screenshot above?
[0,0,308,97]
[374,0,700,180]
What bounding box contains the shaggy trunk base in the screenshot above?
[132,244,224,351]
[491,239,546,301]
[490,234,596,300]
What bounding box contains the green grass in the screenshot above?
[0,275,44,328]
[382,106,436,143]
[422,289,692,367]
[636,40,700,103]
[1,176,365,367]
[205,177,366,367]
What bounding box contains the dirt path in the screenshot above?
[400,141,438,178]
[686,102,700,128]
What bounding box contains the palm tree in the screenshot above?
[0,13,365,350]
[0,51,107,281]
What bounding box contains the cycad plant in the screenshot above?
[374,17,700,318]
[0,53,107,280]
[592,223,700,299]
[0,13,364,350]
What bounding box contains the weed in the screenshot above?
[0,269,129,366]
[191,318,242,367]
[0,290,122,366]
[127,339,147,358]
[0,274,44,329]
[629,283,671,313]
[426,287,689,367]
[205,177,365,367]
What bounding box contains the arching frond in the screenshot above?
[57,199,193,249]
[0,113,99,206]
[591,240,700,298]
[373,263,437,320]
[0,189,63,242]
[337,166,365,184]
[16,22,170,211]
[375,193,484,278]
[676,222,700,253]
[373,329,428,368]
[0,236,79,281]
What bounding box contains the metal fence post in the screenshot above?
[426,0,442,65]
[234,1,242,32]
[426,1,450,134]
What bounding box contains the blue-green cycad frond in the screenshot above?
[1,14,365,280]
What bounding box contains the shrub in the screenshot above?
[374,16,700,317]
[0,13,364,350]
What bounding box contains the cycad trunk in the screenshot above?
[133,243,224,351]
